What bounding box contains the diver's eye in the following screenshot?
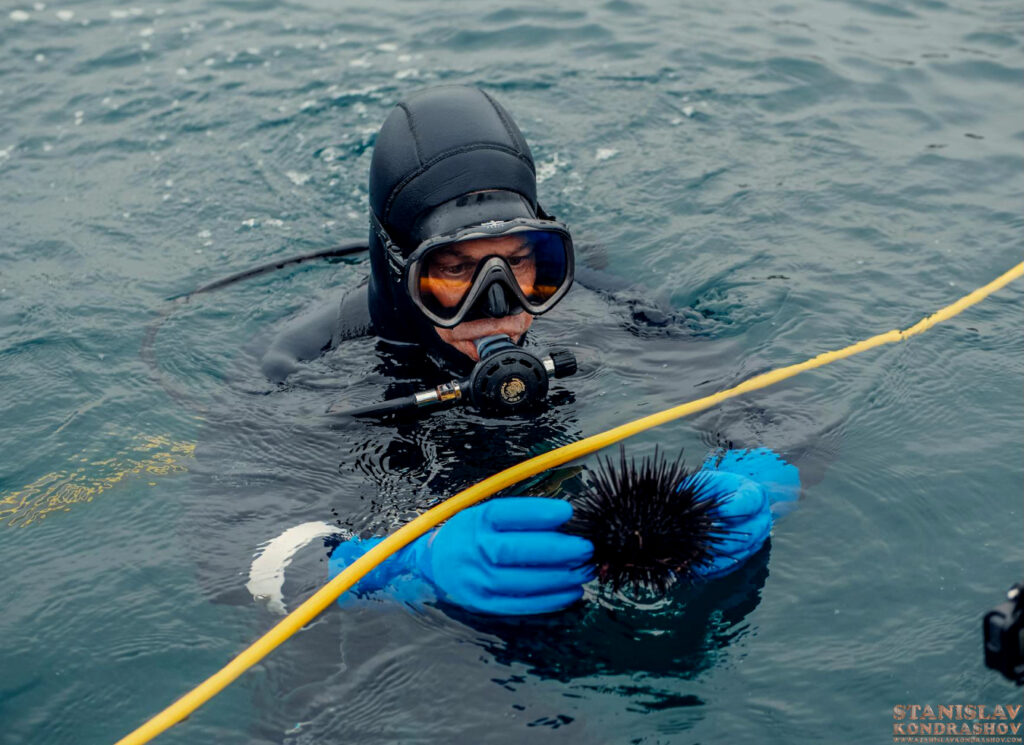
[437,263,472,277]
[507,250,534,268]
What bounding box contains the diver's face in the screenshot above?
[428,235,536,362]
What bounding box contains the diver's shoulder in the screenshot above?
[334,282,373,344]
[260,286,370,383]
[573,263,633,294]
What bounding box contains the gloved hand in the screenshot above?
[328,449,800,607]
[328,497,594,616]
[689,447,801,579]
[703,447,801,512]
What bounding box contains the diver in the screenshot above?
[259,84,565,384]
[261,84,650,389]
[256,85,802,616]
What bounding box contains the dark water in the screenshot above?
[1,1,1022,743]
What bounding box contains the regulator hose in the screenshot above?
[116,261,1023,745]
[327,395,420,420]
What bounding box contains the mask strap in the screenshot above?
[535,202,557,222]
[370,211,406,279]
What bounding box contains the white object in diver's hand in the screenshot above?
[247,521,343,615]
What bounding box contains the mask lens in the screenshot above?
[521,229,569,304]
[414,229,570,321]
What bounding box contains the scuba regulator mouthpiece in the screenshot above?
[464,335,575,414]
[328,335,576,421]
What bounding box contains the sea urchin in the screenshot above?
[563,446,731,595]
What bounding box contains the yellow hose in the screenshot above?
[116,261,1023,745]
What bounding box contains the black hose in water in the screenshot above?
[168,241,369,301]
[324,395,421,422]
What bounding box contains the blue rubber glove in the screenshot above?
[703,447,801,514]
[689,448,801,579]
[328,497,595,616]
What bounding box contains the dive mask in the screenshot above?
[372,212,574,329]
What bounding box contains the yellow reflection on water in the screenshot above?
[0,434,195,528]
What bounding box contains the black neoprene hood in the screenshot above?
[365,85,544,356]
[368,86,538,249]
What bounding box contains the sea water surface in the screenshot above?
[0,1,1021,744]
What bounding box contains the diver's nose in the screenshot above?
[484,283,510,318]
